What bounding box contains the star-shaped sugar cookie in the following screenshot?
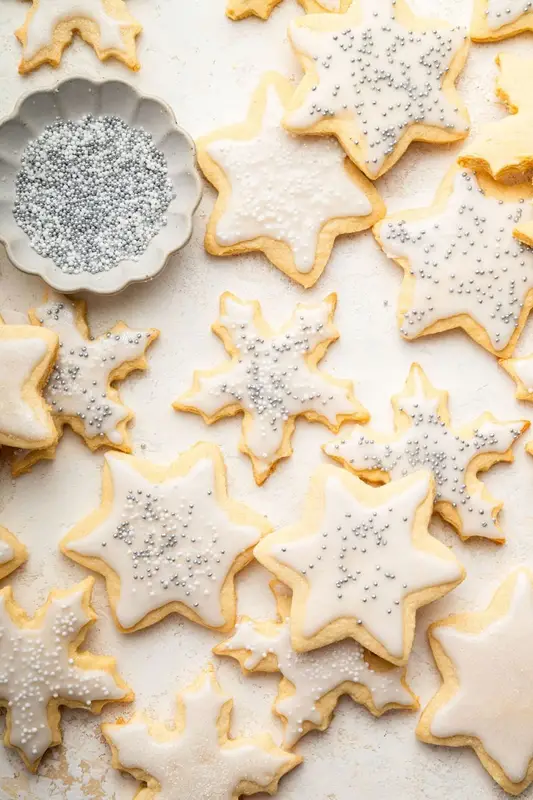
[226,0,351,22]
[471,0,533,41]
[418,569,533,795]
[0,317,58,451]
[0,524,27,583]
[325,363,528,543]
[215,582,418,747]
[374,168,533,358]
[0,577,132,771]
[61,443,271,633]
[198,73,384,288]
[12,293,158,476]
[174,293,368,485]
[459,54,533,180]
[103,665,301,800]
[283,0,470,179]
[254,468,464,666]
[16,0,142,74]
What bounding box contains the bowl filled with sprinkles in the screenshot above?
[0,78,202,293]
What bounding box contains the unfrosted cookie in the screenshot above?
[325,363,528,543]
[12,293,158,476]
[471,0,533,41]
[0,317,58,451]
[374,167,533,358]
[226,0,351,22]
[214,581,417,747]
[417,569,533,795]
[15,0,142,74]
[0,577,132,771]
[459,54,533,181]
[283,0,470,180]
[103,664,301,800]
[254,469,464,665]
[198,73,384,288]
[61,442,270,634]
[175,293,368,485]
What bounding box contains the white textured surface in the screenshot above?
[0,0,531,797]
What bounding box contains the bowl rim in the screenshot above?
[0,76,203,295]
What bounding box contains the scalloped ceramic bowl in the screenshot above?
[0,78,202,294]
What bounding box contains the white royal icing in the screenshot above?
[66,454,262,629]
[105,671,292,800]
[207,84,372,273]
[271,472,461,658]
[381,170,533,351]
[35,296,152,446]
[0,542,14,566]
[325,368,523,540]
[0,335,51,443]
[509,355,533,395]
[430,572,533,785]
[186,297,359,476]
[285,1,468,177]
[222,618,413,746]
[0,585,126,763]
[486,0,532,29]
[24,0,128,60]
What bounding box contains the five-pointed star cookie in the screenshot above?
[61,443,271,633]
[0,523,26,583]
[174,293,368,485]
[226,0,351,22]
[374,167,533,358]
[471,0,533,41]
[0,317,58,451]
[282,0,470,180]
[15,0,142,74]
[325,363,528,543]
[417,569,533,795]
[103,665,301,800]
[254,468,464,666]
[12,293,158,476]
[198,72,384,288]
[0,577,132,771]
[459,54,533,180]
[214,581,417,747]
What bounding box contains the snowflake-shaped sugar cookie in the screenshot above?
[374,168,533,358]
[175,293,367,485]
[103,665,301,799]
[255,468,464,665]
[0,577,131,771]
[418,569,533,795]
[226,0,350,22]
[16,0,142,74]
[198,72,384,287]
[61,443,271,633]
[215,582,417,746]
[325,363,528,542]
[471,0,533,41]
[283,0,470,179]
[13,293,158,476]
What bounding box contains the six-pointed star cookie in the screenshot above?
[254,468,464,665]
[471,0,533,41]
[325,363,528,543]
[61,443,271,633]
[459,54,533,180]
[174,293,367,485]
[417,569,533,795]
[15,0,142,74]
[12,293,158,476]
[0,317,58,451]
[103,665,301,800]
[215,581,417,747]
[374,167,533,358]
[0,577,132,771]
[226,0,351,22]
[282,0,470,179]
[198,72,384,288]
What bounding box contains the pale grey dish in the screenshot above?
[0,77,202,294]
